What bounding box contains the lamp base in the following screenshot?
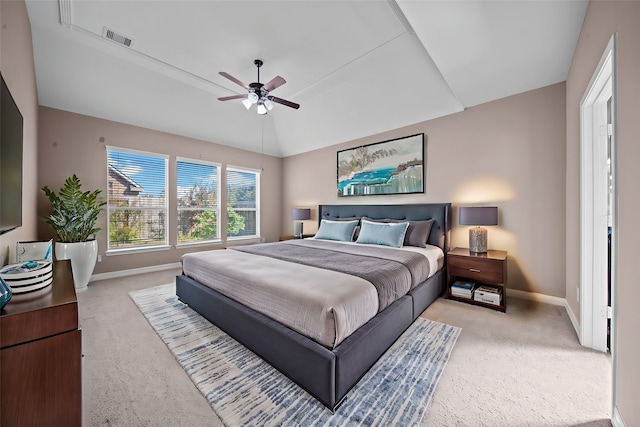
[294,222,304,239]
[469,227,488,253]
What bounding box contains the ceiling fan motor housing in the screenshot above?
[248,82,268,101]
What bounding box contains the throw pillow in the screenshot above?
[314,219,359,242]
[355,220,410,248]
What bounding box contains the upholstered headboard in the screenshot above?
[318,203,452,253]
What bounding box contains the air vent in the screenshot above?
[59,0,72,27]
[102,27,134,48]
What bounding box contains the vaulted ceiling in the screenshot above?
[25,1,588,157]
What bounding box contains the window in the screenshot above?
[107,147,168,251]
[176,158,221,244]
[226,166,260,239]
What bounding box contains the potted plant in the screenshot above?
[42,174,106,290]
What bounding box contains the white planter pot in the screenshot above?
[55,240,98,291]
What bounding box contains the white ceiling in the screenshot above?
[25,0,588,158]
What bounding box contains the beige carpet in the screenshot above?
[78,268,611,427]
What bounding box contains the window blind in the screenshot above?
[177,158,220,244]
[226,166,260,238]
[107,147,168,250]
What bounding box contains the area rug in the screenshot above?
[130,283,461,426]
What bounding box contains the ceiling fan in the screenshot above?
[218,59,300,114]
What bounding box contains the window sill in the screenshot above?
[176,240,223,249]
[106,245,171,256]
[225,236,261,247]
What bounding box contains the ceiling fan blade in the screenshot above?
[270,96,300,110]
[263,76,286,92]
[218,94,247,101]
[219,72,248,89]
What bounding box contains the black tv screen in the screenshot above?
[0,72,23,235]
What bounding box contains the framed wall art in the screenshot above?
[337,133,424,197]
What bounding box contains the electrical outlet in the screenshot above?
[97,255,102,262]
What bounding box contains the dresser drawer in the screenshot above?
[448,255,505,284]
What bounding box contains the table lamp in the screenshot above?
[459,207,498,253]
[292,208,311,239]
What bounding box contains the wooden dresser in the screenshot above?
[0,260,82,426]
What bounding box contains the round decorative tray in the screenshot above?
[0,261,53,293]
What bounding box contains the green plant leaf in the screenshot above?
[42,174,106,243]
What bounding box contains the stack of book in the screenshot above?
[450,281,475,299]
[473,285,503,305]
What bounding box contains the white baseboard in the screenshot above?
[563,300,581,339]
[506,288,566,306]
[612,406,626,427]
[90,262,182,282]
[506,288,581,338]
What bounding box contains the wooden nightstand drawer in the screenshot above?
[448,256,504,284]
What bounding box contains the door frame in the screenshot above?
[579,33,618,423]
[579,35,615,353]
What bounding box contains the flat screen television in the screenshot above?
[0,71,23,235]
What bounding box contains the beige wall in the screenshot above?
[10,0,637,420]
[565,1,640,425]
[0,0,39,266]
[283,83,567,297]
[37,107,283,274]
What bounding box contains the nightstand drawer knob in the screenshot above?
[469,268,481,273]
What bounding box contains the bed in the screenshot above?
[176,203,451,411]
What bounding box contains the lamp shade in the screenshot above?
[291,208,311,221]
[459,207,498,226]
[264,98,274,110]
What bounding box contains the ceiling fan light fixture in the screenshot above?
[218,60,299,112]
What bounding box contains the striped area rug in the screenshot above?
[130,283,461,427]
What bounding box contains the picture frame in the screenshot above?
[337,133,424,197]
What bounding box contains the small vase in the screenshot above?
[0,277,12,309]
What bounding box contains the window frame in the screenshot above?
[176,156,222,247]
[105,146,170,255]
[226,165,261,241]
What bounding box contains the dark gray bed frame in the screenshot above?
[176,203,452,411]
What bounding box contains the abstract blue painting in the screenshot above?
[337,133,424,197]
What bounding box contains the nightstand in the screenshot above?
[447,247,508,312]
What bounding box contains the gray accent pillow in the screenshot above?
[361,217,434,248]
